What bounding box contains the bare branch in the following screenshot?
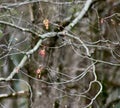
[0,90,29,98]
[0,0,85,9]
[0,31,57,81]
[0,21,38,36]
[64,32,91,56]
[65,0,92,31]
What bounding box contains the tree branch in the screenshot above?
[0,90,29,98]
[0,0,92,81]
[65,0,92,31]
[0,20,38,36]
[0,0,85,9]
[0,32,57,82]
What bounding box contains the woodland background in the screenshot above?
[0,0,120,108]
